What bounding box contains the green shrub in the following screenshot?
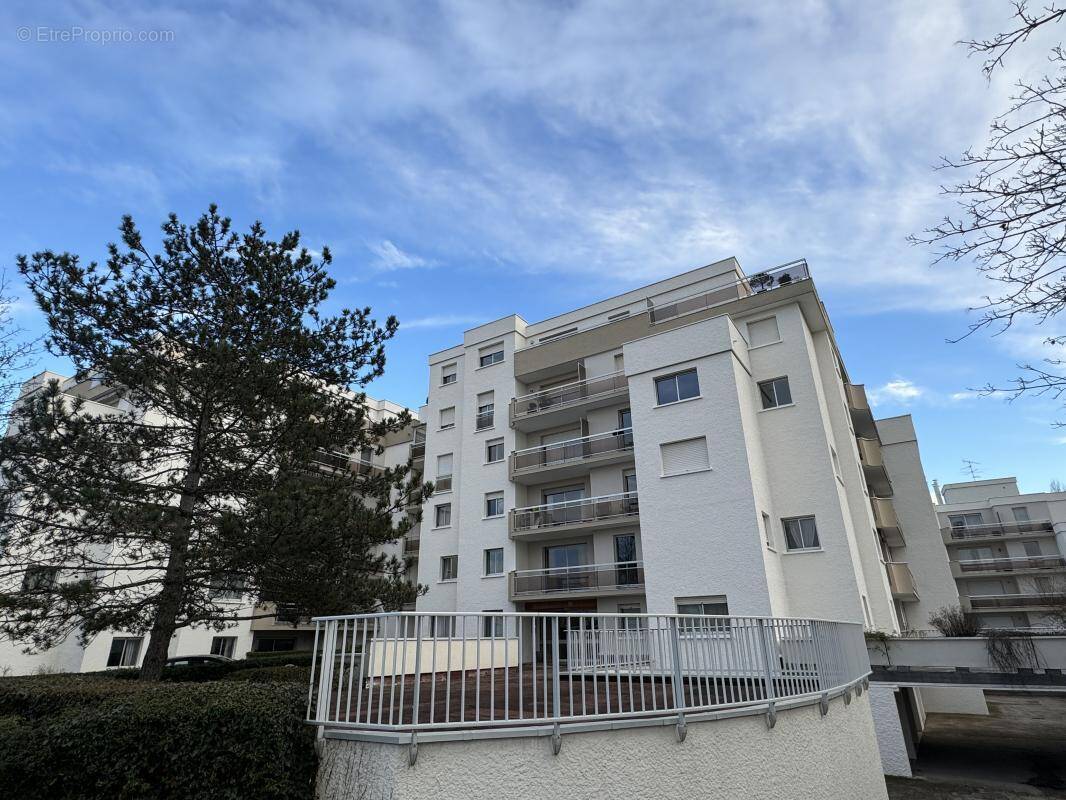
[84,650,316,683]
[222,665,312,684]
[0,678,315,800]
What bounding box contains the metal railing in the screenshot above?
[510,429,634,474]
[957,555,1066,573]
[969,593,1064,609]
[434,474,452,492]
[649,260,810,324]
[510,561,645,597]
[476,410,494,430]
[943,520,1054,540]
[510,491,639,534]
[306,611,869,740]
[510,371,628,423]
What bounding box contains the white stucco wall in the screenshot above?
[869,685,912,777]
[317,692,888,800]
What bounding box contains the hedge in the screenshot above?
[221,665,312,684]
[0,677,316,800]
[93,650,315,683]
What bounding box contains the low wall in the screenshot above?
[364,638,520,678]
[316,692,887,800]
[868,635,1066,671]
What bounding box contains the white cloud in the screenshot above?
[949,391,976,402]
[400,314,484,330]
[368,240,433,271]
[868,378,925,406]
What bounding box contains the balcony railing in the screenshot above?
[969,593,1063,610]
[649,260,810,324]
[885,562,919,602]
[957,555,1066,573]
[510,561,645,598]
[943,520,1054,540]
[510,491,639,535]
[307,611,870,740]
[510,429,634,476]
[476,410,494,430]
[510,371,627,425]
[434,474,452,492]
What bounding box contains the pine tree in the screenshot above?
[0,206,428,680]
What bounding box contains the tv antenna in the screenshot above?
[961,459,982,481]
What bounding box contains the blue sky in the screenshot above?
[1,1,1064,492]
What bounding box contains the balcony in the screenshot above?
[941,520,1054,545]
[509,429,634,484]
[952,554,1066,579]
[509,492,639,540]
[251,602,313,631]
[966,593,1063,611]
[885,562,919,602]
[648,260,811,325]
[509,371,628,432]
[508,561,645,601]
[856,437,892,497]
[845,384,878,439]
[871,496,904,547]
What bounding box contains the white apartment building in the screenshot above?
[412,258,959,634]
[934,477,1066,629]
[0,371,419,675]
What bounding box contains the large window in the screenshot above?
[210,636,237,659]
[434,503,452,528]
[486,438,504,463]
[440,555,458,581]
[676,597,729,616]
[948,512,984,528]
[655,368,699,405]
[106,636,143,668]
[484,548,504,576]
[479,346,504,367]
[254,637,295,653]
[782,516,820,551]
[485,492,504,518]
[758,376,792,409]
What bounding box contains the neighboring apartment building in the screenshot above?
[0,371,419,675]
[934,477,1066,629]
[412,258,959,633]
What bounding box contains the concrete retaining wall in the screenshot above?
[317,692,887,800]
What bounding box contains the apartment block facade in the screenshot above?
[412,259,958,632]
[935,477,1066,629]
[0,372,419,675]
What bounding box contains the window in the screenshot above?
[1012,506,1031,523]
[21,566,58,593]
[209,575,244,600]
[762,512,774,549]
[484,548,504,576]
[210,636,237,659]
[949,513,984,529]
[660,437,710,476]
[106,637,143,668]
[614,534,639,585]
[617,408,633,447]
[439,406,456,429]
[655,368,699,405]
[479,346,504,368]
[614,353,625,373]
[429,616,455,638]
[441,363,458,385]
[485,492,504,518]
[486,438,504,463]
[783,516,820,551]
[746,316,781,348]
[440,555,458,581]
[434,503,452,528]
[618,603,643,629]
[436,453,453,491]
[830,447,841,481]
[758,377,792,409]
[1023,541,1043,557]
[676,597,729,616]
[254,637,295,653]
[608,310,630,322]
[1036,576,1055,594]
[482,612,504,637]
[476,391,494,430]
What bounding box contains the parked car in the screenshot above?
[165,654,234,667]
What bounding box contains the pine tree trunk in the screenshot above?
[139,469,201,681]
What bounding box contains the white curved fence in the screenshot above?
[306,612,870,739]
